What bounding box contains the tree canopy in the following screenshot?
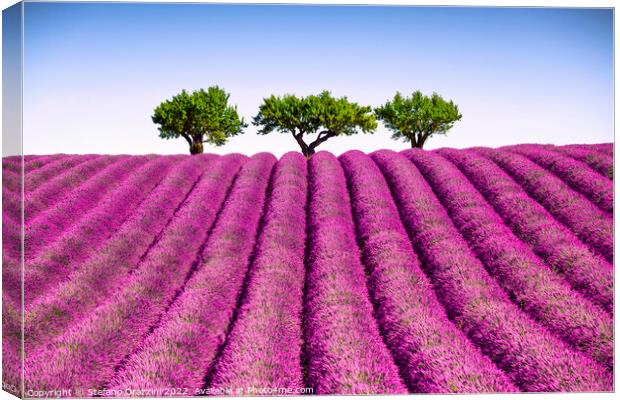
[375,91,462,148]
[152,87,246,154]
[253,91,377,158]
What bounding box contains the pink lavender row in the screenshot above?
[24,154,69,171]
[2,157,21,173]
[504,145,613,214]
[25,155,128,223]
[1,169,19,192]
[5,155,94,194]
[3,155,72,192]
[1,173,20,194]
[3,155,98,194]
[2,174,22,307]
[23,155,150,261]
[297,151,406,393]
[1,219,22,266]
[339,150,517,393]
[438,148,613,314]
[2,155,121,228]
[2,259,23,311]
[1,156,135,268]
[2,190,21,226]
[2,289,24,393]
[2,154,53,173]
[404,149,613,369]
[206,152,309,392]
[3,155,117,226]
[20,155,184,307]
[25,154,267,392]
[549,146,613,180]
[26,155,100,191]
[22,155,223,356]
[474,147,613,263]
[4,155,129,266]
[2,156,170,324]
[582,143,613,157]
[2,155,204,373]
[22,154,47,161]
[0,267,20,369]
[2,156,125,262]
[0,151,43,392]
[2,298,22,398]
[2,154,65,174]
[370,149,611,391]
[107,154,273,394]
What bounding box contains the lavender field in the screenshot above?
[1,143,614,396]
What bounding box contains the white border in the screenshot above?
[0,1,616,400]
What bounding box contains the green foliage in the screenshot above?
[152,87,246,154]
[375,90,462,148]
[253,91,377,158]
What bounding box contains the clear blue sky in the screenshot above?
[20,3,613,155]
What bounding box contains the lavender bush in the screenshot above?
[505,144,613,214]
[404,148,612,369]
[474,147,613,262]
[438,148,613,313]
[340,150,517,393]
[106,154,274,394]
[371,149,611,391]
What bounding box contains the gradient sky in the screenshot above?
[20,3,613,156]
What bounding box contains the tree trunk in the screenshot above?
[417,134,428,149]
[294,133,313,159]
[303,148,315,160]
[189,140,203,155]
[411,135,425,149]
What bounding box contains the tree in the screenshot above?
[152,87,247,154]
[253,91,377,159]
[375,90,462,148]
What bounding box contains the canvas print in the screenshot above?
[1,1,614,398]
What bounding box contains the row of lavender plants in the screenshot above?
[2,155,122,261]
[339,150,517,393]
[2,155,98,194]
[106,154,274,394]
[2,154,81,396]
[370,149,611,391]
[21,156,183,305]
[438,148,613,314]
[403,149,612,369]
[24,153,260,391]
[2,154,66,174]
[473,147,613,263]
[2,155,220,395]
[2,156,161,307]
[22,156,153,261]
[301,152,406,393]
[3,155,120,225]
[22,155,222,354]
[505,145,613,214]
[5,156,131,263]
[3,155,138,305]
[550,145,613,180]
[585,143,613,157]
[2,155,182,365]
[206,152,309,392]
